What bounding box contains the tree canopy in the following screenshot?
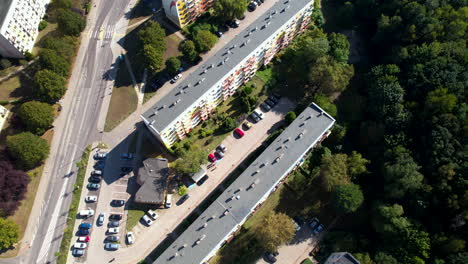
[0,218,19,250]
[213,0,248,22]
[0,161,30,217]
[138,21,166,72]
[332,183,364,214]
[255,212,296,252]
[193,30,218,53]
[6,132,50,170]
[165,57,181,75]
[18,101,54,135]
[56,8,86,36]
[179,40,199,63]
[38,49,70,77]
[34,69,67,103]
[172,146,207,175]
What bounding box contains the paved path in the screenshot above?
[0,59,36,83]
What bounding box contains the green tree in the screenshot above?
[0,218,19,250]
[221,117,237,132]
[312,93,337,117]
[256,212,296,252]
[165,57,181,76]
[308,55,354,95]
[18,101,54,135]
[213,0,248,21]
[178,185,188,196]
[56,8,86,36]
[374,252,399,264]
[320,153,350,192]
[372,203,411,235]
[142,44,164,72]
[194,30,218,52]
[332,183,364,214]
[138,21,166,49]
[179,40,198,63]
[6,132,50,170]
[34,69,67,103]
[328,33,350,63]
[38,49,70,77]
[424,88,457,114]
[173,146,207,175]
[285,111,296,124]
[41,36,77,60]
[347,151,369,179]
[53,0,72,9]
[354,253,374,264]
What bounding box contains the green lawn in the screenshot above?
[0,73,34,103]
[301,258,314,264]
[104,60,138,132]
[126,202,154,231]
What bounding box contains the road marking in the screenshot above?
[98,27,104,40]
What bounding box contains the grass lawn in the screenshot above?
[104,60,138,132]
[0,74,34,103]
[126,202,155,231]
[301,258,314,264]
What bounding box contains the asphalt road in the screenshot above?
[0,1,133,263]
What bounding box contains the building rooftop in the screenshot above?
[153,103,335,264]
[142,0,312,132]
[135,158,170,204]
[0,0,14,28]
[325,252,361,264]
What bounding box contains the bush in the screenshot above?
[6,132,50,170]
[0,218,20,249]
[38,20,48,31]
[165,57,181,75]
[38,49,70,77]
[178,185,188,196]
[56,9,86,36]
[34,69,67,103]
[193,30,218,52]
[285,111,297,124]
[24,51,35,61]
[18,101,54,135]
[0,58,12,70]
[222,117,237,132]
[0,161,30,217]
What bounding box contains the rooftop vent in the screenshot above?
[306,115,312,120]
[252,27,257,32]
[223,210,229,216]
[210,63,214,68]
[236,195,240,200]
[272,10,277,15]
[224,57,229,62]
[149,120,155,125]
[200,234,206,241]
[203,222,208,228]
[183,84,190,90]
[250,182,256,188]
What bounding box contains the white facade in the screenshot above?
[0,0,50,58]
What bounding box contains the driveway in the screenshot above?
[80,98,294,264]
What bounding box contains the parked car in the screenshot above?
[88,176,101,183]
[253,108,264,119]
[197,175,209,186]
[264,252,277,263]
[268,95,279,104]
[104,242,120,250]
[248,1,258,11]
[217,144,227,153]
[108,221,120,227]
[74,242,87,249]
[77,228,90,236]
[78,209,94,217]
[72,248,84,256]
[79,223,92,229]
[142,215,154,226]
[126,232,135,244]
[77,236,90,242]
[107,227,119,234]
[261,102,271,111]
[165,194,173,208]
[265,98,276,108]
[208,153,217,162]
[226,20,240,28]
[234,128,245,137]
[91,170,102,176]
[97,212,105,226]
[250,112,261,123]
[293,216,305,231]
[111,199,125,207]
[94,152,107,160]
[109,214,123,221]
[170,74,182,83]
[85,195,97,203]
[309,217,319,229]
[243,121,252,130]
[106,235,119,242]
[120,153,134,160]
[177,194,190,205]
[215,150,224,159]
[215,31,223,37]
[147,209,158,220]
[87,183,100,190]
[313,224,325,235]
[94,161,105,170]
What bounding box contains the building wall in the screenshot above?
[157,1,314,148]
[162,0,215,28]
[0,0,50,58]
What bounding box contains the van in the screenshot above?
[165,194,173,208]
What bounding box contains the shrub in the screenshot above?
[38,20,48,31]
[0,161,30,217]
[6,132,50,170]
[178,185,188,196]
[18,101,54,135]
[222,117,237,132]
[285,111,297,124]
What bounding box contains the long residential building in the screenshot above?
[162,0,215,28]
[0,0,50,58]
[142,0,314,148]
[153,103,335,264]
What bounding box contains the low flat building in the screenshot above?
[142,0,314,148]
[153,103,335,264]
[0,0,50,58]
[325,252,361,264]
[135,158,170,205]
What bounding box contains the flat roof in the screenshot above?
[135,158,170,204]
[153,103,335,264]
[0,0,14,29]
[142,0,312,132]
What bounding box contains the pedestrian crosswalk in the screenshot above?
[90,25,116,40]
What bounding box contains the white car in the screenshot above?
[147,209,158,220]
[126,232,135,244]
[78,209,94,217]
[74,242,87,249]
[94,152,108,159]
[253,108,264,119]
[165,194,172,208]
[85,196,97,203]
[171,74,182,83]
[97,212,105,226]
[91,170,102,176]
[107,227,119,234]
[142,215,153,226]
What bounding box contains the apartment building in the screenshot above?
[0,0,49,58]
[153,103,335,264]
[142,0,314,148]
[162,0,215,28]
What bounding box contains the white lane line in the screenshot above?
[36,145,77,264]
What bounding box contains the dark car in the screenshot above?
[268,95,279,104]
[309,217,319,229]
[215,31,223,37]
[197,175,209,186]
[261,102,271,111]
[106,235,119,242]
[111,199,125,207]
[87,183,100,190]
[266,98,277,107]
[177,194,190,205]
[248,1,257,11]
[88,176,101,183]
[77,228,90,236]
[215,150,224,159]
[108,221,120,227]
[250,112,261,123]
[79,223,92,229]
[121,167,132,173]
[264,252,277,263]
[94,161,105,170]
[226,20,240,28]
[109,214,123,221]
[313,224,325,235]
[216,144,227,153]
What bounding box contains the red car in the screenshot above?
[208,153,217,162]
[234,128,244,137]
[77,236,90,242]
